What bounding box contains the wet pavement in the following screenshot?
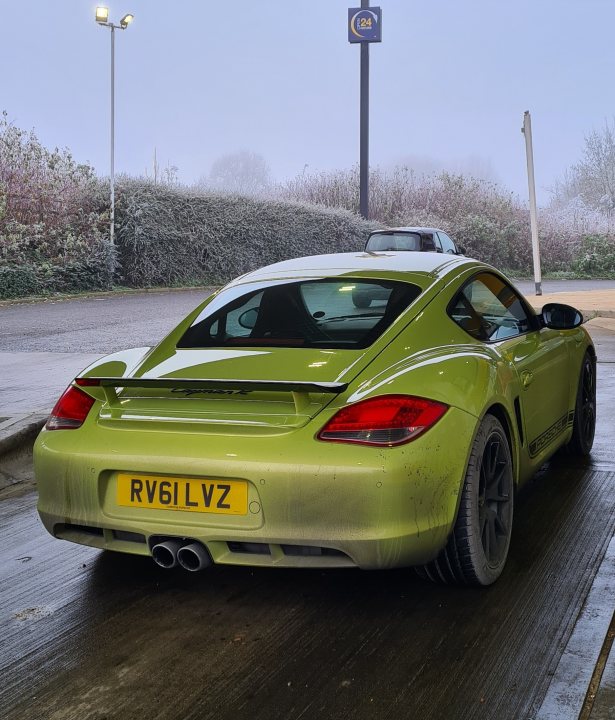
[1,289,614,720]
[0,455,613,720]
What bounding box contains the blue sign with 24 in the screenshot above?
[348,7,382,43]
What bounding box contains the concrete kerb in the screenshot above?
[0,414,46,459]
[0,414,46,492]
[0,284,214,308]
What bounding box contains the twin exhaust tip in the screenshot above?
[151,539,212,572]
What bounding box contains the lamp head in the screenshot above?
[95,6,109,24]
[120,13,134,28]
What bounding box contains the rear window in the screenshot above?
[178,278,422,349]
[366,232,422,252]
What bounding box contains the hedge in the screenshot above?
[113,180,376,287]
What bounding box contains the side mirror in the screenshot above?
[457,246,466,255]
[541,303,583,330]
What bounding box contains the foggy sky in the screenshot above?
[3,0,615,205]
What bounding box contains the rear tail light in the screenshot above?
[46,385,96,430]
[318,394,448,446]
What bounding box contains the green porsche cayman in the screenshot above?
[34,252,596,586]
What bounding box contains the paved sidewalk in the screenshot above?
[0,351,101,478]
[526,288,615,318]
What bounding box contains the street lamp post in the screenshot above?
[95,8,134,263]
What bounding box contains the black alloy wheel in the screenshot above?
[418,414,514,587]
[477,427,513,568]
[567,352,596,456]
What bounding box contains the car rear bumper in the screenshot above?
[35,406,477,569]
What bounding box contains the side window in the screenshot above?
[449,273,532,342]
[205,291,264,342]
[421,233,440,252]
[438,232,457,254]
[223,292,263,339]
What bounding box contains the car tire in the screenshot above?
[418,414,514,587]
[352,289,372,309]
[566,352,596,456]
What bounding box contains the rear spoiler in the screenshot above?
[76,377,348,414]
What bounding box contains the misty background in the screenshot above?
[3,0,614,205]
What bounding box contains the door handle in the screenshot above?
[521,370,534,388]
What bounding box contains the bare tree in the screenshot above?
[552,119,615,215]
[208,150,271,195]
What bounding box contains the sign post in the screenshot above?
[348,3,382,220]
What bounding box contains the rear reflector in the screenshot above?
[46,385,96,430]
[318,394,448,446]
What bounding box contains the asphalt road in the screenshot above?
[2,280,615,353]
[0,289,214,353]
[0,309,614,719]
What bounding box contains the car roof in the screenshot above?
[228,251,483,287]
[372,226,445,235]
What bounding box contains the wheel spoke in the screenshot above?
[479,506,488,537]
[485,514,498,562]
[487,488,509,503]
[583,364,594,399]
[482,514,491,559]
[494,513,507,537]
[486,463,506,501]
[488,439,500,478]
[583,406,595,440]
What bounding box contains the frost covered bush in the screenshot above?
[0,113,113,297]
[114,180,374,287]
[280,166,614,275]
[5,106,615,300]
[572,235,615,275]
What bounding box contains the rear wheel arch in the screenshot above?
[419,409,516,586]
[436,402,517,532]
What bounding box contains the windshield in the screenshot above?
[178,278,422,349]
[366,232,422,252]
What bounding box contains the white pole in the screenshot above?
[522,110,541,295]
[110,25,115,254]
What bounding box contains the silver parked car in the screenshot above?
[365,226,463,254]
[353,227,465,307]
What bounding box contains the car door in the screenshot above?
[450,273,571,462]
